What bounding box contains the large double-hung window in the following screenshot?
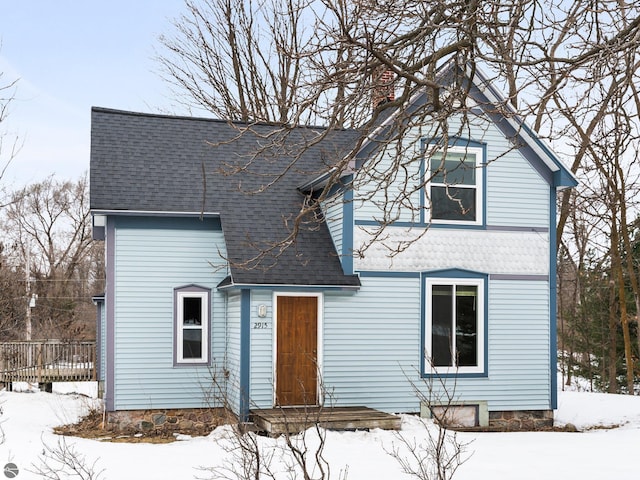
[428,146,483,225]
[425,277,485,375]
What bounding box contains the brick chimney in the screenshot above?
[372,68,396,108]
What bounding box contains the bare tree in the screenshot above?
[159,1,640,387]
[31,437,106,480]
[158,0,640,236]
[0,67,25,340]
[158,0,311,124]
[0,242,25,340]
[2,175,99,340]
[0,62,21,213]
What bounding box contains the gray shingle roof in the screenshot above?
[90,107,360,288]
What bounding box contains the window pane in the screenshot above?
[430,152,476,185]
[183,329,202,359]
[183,297,202,325]
[431,186,476,221]
[431,285,453,367]
[455,286,478,367]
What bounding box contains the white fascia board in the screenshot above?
[468,65,577,184]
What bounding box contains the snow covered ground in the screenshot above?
[1,386,639,479]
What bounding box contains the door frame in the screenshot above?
[272,291,323,407]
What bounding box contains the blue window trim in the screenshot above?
[173,284,212,367]
[421,137,487,227]
[358,271,421,278]
[421,268,489,379]
[353,220,550,233]
[354,219,487,231]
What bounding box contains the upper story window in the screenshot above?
[174,285,210,365]
[427,146,483,225]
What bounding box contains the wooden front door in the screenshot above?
[276,296,318,406]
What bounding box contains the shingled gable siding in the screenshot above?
[112,216,227,410]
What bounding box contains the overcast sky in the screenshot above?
[1,1,190,188]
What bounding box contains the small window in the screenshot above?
[175,286,210,365]
[428,147,483,224]
[425,277,484,374]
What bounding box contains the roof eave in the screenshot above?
[216,280,361,292]
[469,65,579,188]
[90,209,221,217]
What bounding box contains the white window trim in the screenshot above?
[424,277,485,375]
[427,145,484,226]
[175,288,210,365]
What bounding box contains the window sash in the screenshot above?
[176,290,209,364]
[427,146,482,224]
[430,152,477,186]
[426,278,484,374]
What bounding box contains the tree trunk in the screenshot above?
[608,275,618,393]
[611,213,635,393]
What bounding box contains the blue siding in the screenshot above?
[353,114,550,229]
[321,276,551,413]
[323,277,422,412]
[420,279,552,411]
[249,290,274,408]
[225,292,242,413]
[353,144,424,223]
[322,194,344,257]
[112,216,228,410]
[483,121,549,228]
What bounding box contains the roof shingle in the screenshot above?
[90,107,360,288]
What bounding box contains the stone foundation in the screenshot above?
[488,409,554,431]
[105,407,554,434]
[106,408,233,436]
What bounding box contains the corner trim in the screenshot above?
[549,187,558,410]
[105,220,115,411]
[93,296,104,383]
[239,289,251,421]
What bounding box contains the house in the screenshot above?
[90,65,576,432]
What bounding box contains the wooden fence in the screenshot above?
[0,340,95,384]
